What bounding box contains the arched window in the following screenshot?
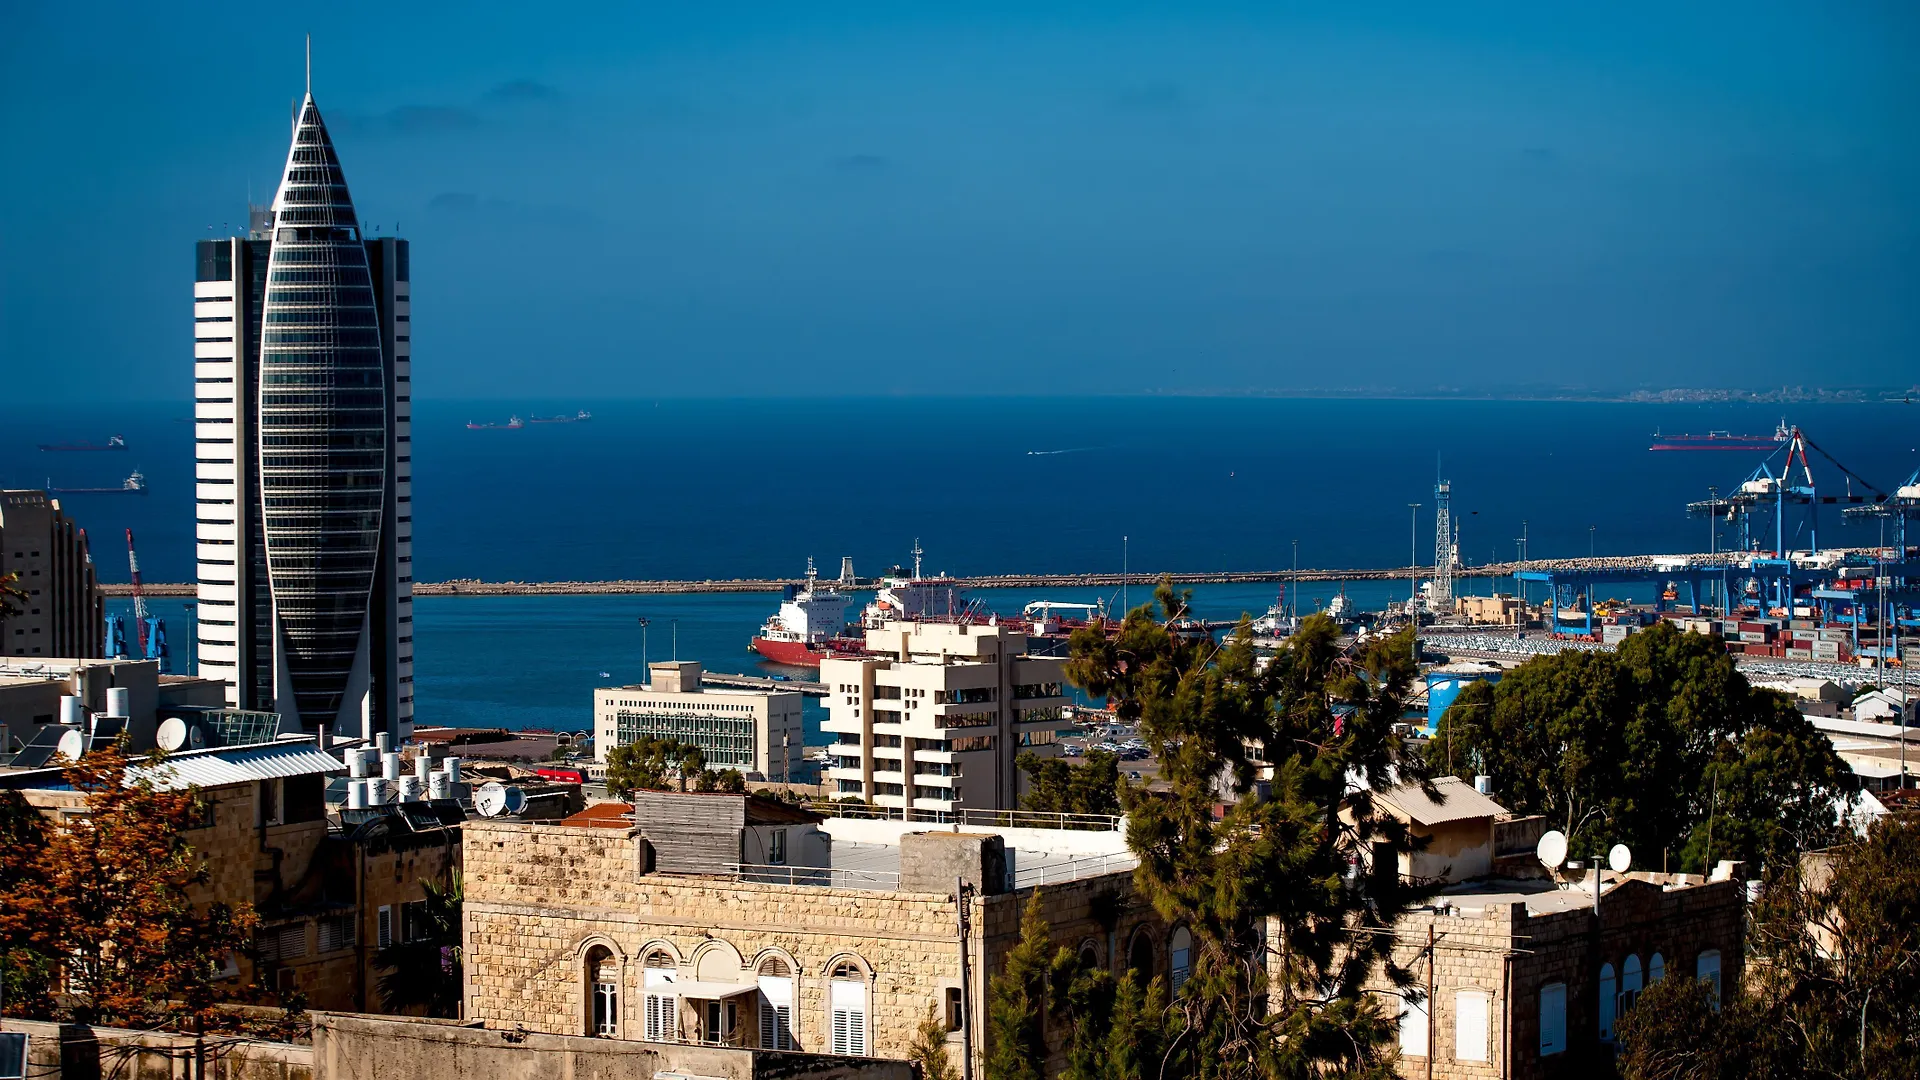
[1078,939,1102,970]
[758,957,795,1050]
[829,960,869,1056]
[1398,993,1429,1057]
[1539,982,1567,1056]
[1649,952,1665,983]
[585,946,618,1037]
[1696,950,1722,1009]
[1169,928,1193,990]
[1127,929,1155,981]
[643,949,679,1042]
[1622,955,1644,1012]
[1598,963,1617,1043]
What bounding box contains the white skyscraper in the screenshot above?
[193,91,413,741]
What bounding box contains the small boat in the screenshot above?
[529,410,592,424]
[38,434,128,452]
[51,471,148,495]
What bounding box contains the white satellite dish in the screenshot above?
[157,717,187,751]
[56,728,86,762]
[502,787,527,815]
[1536,830,1569,871]
[1608,843,1633,874]
[475,782,509,818]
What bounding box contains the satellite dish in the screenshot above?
[1536,830,1569,870]
[475,782,508,818]
[1609,843,1633,874]
[157,717,188,751]
[56,729,86,762]
[502,787,527,815]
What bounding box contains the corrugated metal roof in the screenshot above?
[130,742,346,791]
[1373,776,1509,826]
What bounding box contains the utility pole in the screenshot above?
[637,617,650,676]
[956,878,977,1080]
[1122,535,1129,616]
[1589,525,1595,559]
[1425,922,1436,1080]
[1408,503,1422,661]
[1291,539,1299,625]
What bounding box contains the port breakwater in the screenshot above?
[101,552,1770,598]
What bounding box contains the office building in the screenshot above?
[0,491,104,661]
[820,621,1069,815]
[595,661,804,781]
[193,91,413,742]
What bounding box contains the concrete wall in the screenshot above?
[311,1013,912,1080]
[1405,818,1495,883]
[6,1017,311,1080]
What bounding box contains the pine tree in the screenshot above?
[986,892,1053,1080]
[910,1005,962,1080]
[1066,584,1437,1079]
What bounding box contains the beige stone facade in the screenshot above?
[461,817,1166,1074]
[1355,872,1747,1080]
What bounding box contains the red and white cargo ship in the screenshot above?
[747,560,868,667]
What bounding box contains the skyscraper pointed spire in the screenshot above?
[305,33,311,97]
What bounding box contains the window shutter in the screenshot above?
[1398,994,1429,1056]
[377,906,392,949]
[1539,983,1566,1055]
[831,1009,849,1055]
[776,1005,793,1050]
[1455,990,1490,1062]
[760,1001,777,1048]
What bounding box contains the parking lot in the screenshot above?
[1056,720,1164,788]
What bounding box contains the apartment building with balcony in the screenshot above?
[820,621,1069,815]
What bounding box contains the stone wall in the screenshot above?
[6,1017,312,1080]
[462,820,1168,1075]
[310,1012,912,1080]
[1358,875,1747,1080]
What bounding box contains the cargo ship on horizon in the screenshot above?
[529,410,592,424]
[466,416,524,430]
[1648,419,1789,451]
[49,471,148,495]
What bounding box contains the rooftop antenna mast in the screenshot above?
[911,538,924,580]
[305,33,312,97]
[1433,458,1454,611]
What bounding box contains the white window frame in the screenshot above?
[1539,982,1567,1056]
[644,968,679,1042]
[1398,992,1430,1057]
[1454,989,1490,1062]
[1696,950,1722,1009]
[758,974,795,1050]
[830,977,868,1056]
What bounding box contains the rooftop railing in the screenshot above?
[723,863,901,889]
[804,801,1125,832]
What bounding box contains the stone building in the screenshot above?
[1334,778,1748,1080]
[462,792,1161,1074]
[1,737,461,1013]
[0,490,104,662]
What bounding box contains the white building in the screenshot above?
[193,91,413,743]
[595,662,805,781]
[820,621,1069,817]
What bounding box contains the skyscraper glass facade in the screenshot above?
[257,96,387,727]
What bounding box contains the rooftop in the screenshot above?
[0,737,345,792]
[1432,870,1740,918]
[1373,775,1510,826]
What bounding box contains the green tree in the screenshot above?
[374,872,464,1017]
[1018,748,1123,819]
[605,736,709,798]
[1104,968,1179,1080]
[910,1004,962,1080]
[987,892,1053,1080]
[1618,813,1920,1078]
[1066,584,1437,1080]
[1427,621,1846,872]
[0,789,54,1018]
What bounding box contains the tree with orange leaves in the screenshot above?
[0,739,258,1027]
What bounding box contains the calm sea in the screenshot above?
[6,396,1915,734]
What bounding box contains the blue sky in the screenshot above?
[2,2,1915,400]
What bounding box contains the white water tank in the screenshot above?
[375,732,390,755]
[415,753,433,781]
[397,775,424,802]
[106,687,130,718]
[1474,775,1493,795]
[428,772,451,801]
[346,779,368,810]
[59,695,83,728]
[442,756,461,783]
[381,752,401,782]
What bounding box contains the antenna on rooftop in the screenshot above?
[305,33,312,97]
